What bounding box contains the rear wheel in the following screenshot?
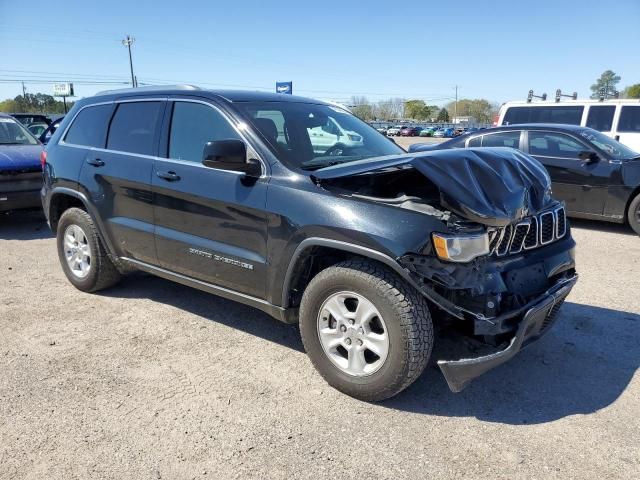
[299,259,433,401]
[628,193,640,236]
[56,208,121,292]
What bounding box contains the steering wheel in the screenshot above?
[324,143,348,157]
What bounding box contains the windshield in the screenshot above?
[0,117,39,145]
[236,101,404,170]
[579,129,638,159]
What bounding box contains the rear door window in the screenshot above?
[617,106,640,133]
[64,104,113,147]
[586,105,615,131]
[107,101,163,155]
[481,131,520,148]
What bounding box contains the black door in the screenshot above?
[152,99,269,299]
[77,100,164,264]
[526,131,614,216]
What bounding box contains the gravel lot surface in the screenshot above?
[1,199,639,479]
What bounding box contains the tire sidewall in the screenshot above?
[300,269,413,395]
[628,194,640,235]
[56,209,100,291]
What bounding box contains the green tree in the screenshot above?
[404,100,433,121]
[624,84,640,99]
[436,108,449,123]
[0,93,73,114]
[445,98,494,123]
[350,96,374,121]
[590,70,621,99]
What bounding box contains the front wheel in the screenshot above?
[628,193,640,235]
[299,259,433,401]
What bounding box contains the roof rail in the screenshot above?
[95,84,201,96]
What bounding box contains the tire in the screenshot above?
[299,259,433,401]
[627,193,640,235]
[56,207,121,292]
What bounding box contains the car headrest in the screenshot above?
[254,118,278,142]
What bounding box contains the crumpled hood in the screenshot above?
[312,147,553,227]
[0,144,42,171]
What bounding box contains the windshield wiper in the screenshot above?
[0,142,25,145]
[301,156,366,171]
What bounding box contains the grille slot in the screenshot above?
[540,212,554,244]
[488,228,503,254]
[496,224,513,256]
[509,222,530,253]
[524,216,538,249]
[556,207,566,238]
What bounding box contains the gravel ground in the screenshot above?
[1,205,639,480]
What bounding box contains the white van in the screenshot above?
[497,99,640,152]
[307,117,364,154]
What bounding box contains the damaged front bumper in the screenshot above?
[437,273,577,392]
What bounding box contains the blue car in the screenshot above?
[443,127,455,138]
[0,114,43,212]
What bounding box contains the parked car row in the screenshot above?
[380,125,457,137]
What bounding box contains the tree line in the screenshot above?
[0,93,74,114]
[350,96,498,123]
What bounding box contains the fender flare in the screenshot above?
[48,187,117,256]
[281,237,414,308]
[280,237,466,319]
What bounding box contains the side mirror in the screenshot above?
[578,150,599,164]
[202,140,261,178]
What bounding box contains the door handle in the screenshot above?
[156,171,181,182]
[86,158,105,167]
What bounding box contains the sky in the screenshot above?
[1,0,639,107]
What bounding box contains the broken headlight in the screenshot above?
[432,232,490,263]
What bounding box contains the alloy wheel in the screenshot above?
[63,224,92,279]
[317,291,389,376]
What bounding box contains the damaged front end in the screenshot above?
[313,147,578,391]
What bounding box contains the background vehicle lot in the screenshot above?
[1,211,638,479]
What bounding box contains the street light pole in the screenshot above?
[122,35,136,87]
[454,85,458,124]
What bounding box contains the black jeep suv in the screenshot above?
[42,86,578,400]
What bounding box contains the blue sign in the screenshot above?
[276,81,293,95]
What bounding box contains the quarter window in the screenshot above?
[528,132,586,159]
[64,104,113,148]
[467,136,481,147]
[107,102,162,155]
[481,131,520,148]
[586,105,615,131]
[168,102,241,162]
[617,106,640,133]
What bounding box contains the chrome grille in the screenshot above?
[491,206,567,257]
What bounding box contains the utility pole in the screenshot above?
[22,81,26,98]
[122,35,136,87]
[454,85,459,124]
